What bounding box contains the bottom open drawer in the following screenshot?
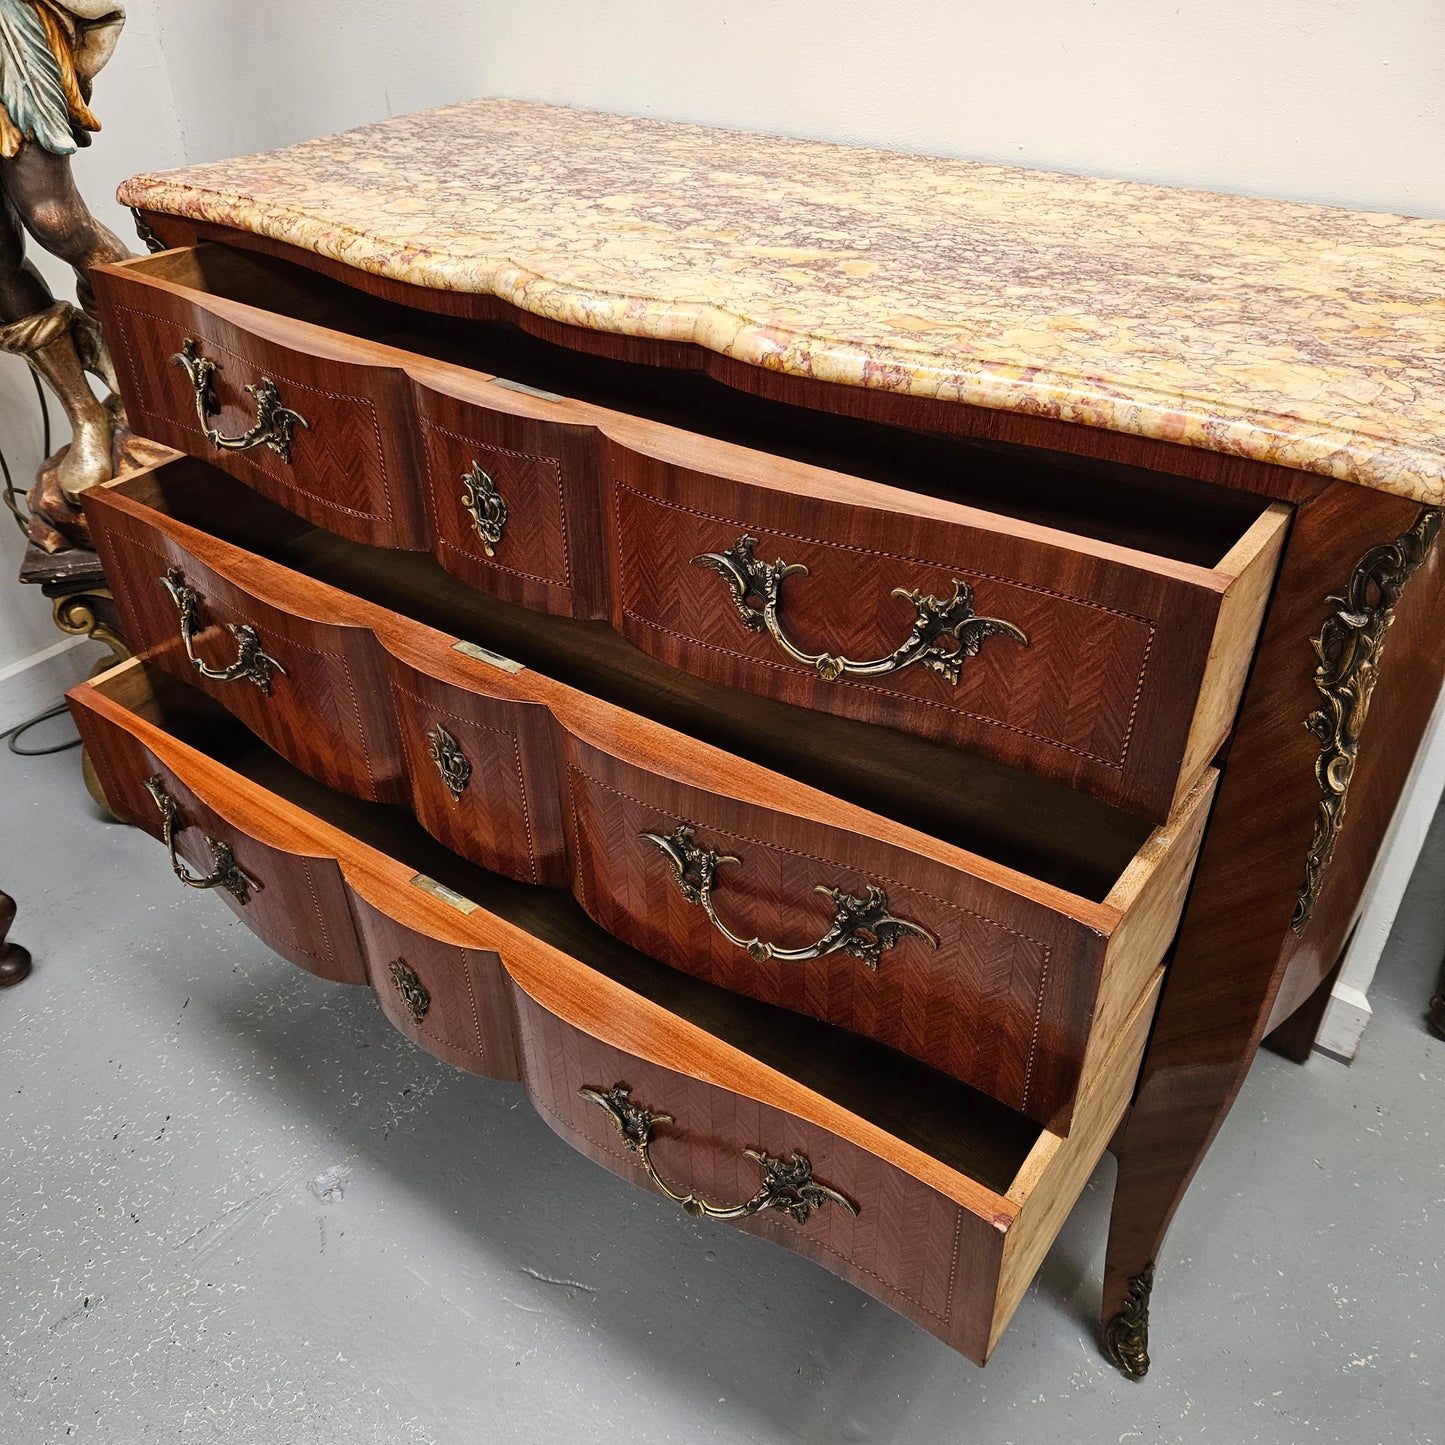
[69,658,1161,1365]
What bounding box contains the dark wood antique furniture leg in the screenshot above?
[0,890,32,987]
[1103,481,1445,1376]
[1430,956,1445,1040]
[1260,949,1347,1064]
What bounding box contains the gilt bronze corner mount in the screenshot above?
[1292,509,1441,932]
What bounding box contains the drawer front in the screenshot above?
[75,706,368,985]
[68,659,1161,1366]
[606,448,1226,819]
[383,652,565,888]
[86,464,1210,1131]
[561,731,1092,1122]
[92,500,406,805]
[414,380,597,617]
[350,891,520,1079]
[96,249,1281,818]
[514,983,999,1360]
[94,267,427,550]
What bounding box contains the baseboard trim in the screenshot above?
[0,636,98,734]
[0,634,86,686]
[1317,982,1374,1064]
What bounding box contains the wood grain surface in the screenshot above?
[93,251,429,550]
[69,656,1165,1365]
[86,460,1209,1130]
[93,243,1286,819]
[73,664,369,985]
[1102,483,1445,1342]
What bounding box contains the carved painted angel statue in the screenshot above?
[0,0,132,545]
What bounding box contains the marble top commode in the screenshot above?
[119,98,1445,505]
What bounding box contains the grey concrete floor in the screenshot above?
[2,722,1443,1444]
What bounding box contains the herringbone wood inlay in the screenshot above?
[89,463,1209,1135]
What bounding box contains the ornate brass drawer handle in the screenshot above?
[639,824,937,969]
[579,1084,857,1223]
[170,338,310,463]
[425,724,471,801]
[388,958,431,1024]
[160,568,287,694]
[460,461,508,556]
[143,776,259,904]
[693,534,1027,684]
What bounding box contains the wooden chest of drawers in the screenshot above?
[79,99,1445,1377]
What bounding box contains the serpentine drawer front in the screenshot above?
[95,254,429,552]
[93,245,1287,822]
[85,456,1214,1132]
[67,656,1164,1366]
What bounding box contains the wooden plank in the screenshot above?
[990,971,1165,1357]
[1170,503,1292,813]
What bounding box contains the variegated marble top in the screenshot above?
[119,99,1445,504]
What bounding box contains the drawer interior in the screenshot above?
[128,244,1273,567]
[117,462,1158,902]
[107,660,1043,1192]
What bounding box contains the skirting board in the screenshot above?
[0,636,101,736]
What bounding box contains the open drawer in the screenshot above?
[69,658,1163,1365]
[86,458,1214,1132]
[93,243,1288,820]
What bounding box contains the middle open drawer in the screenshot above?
[85,456,1214,1134]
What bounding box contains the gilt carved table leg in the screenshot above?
[1103,482,1445,1377]
[0,890,32,988]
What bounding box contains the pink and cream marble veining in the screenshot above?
[119,99,1445,504]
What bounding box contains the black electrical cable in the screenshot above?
[2,701,81,756]
[0,434,26,536]
[31,367,50,458]
[3,362,56,536]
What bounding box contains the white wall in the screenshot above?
[151,0,1445,214]
[0,2,1441,1034]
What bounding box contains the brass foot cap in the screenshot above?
[1102,1264,1154,1379]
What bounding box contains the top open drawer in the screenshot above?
[94,244,1289,821]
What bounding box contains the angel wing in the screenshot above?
[0,0,78,155]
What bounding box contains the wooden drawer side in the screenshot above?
[89,494,408,806]
[558,730,1100,1123]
